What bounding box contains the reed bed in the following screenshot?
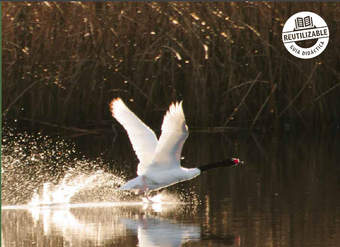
[2,2,340,131]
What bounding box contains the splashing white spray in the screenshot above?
[29,170,126,206]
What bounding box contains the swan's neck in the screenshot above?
[198,159,235,172]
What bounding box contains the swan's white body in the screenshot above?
[110,98,200,194]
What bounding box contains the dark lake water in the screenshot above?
[2,127,340,247]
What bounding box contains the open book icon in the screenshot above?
[295,16,314,30]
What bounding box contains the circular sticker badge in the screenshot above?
[282,11,329,59]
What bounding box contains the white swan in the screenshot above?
[110,98,242,198]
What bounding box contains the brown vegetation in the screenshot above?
[2,2,340,131]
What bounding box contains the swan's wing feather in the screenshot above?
[151,101,188,169]
[110,98,158,167]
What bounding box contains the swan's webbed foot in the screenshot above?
[143,190,153,203]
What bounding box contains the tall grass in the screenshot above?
[2,2,340,131]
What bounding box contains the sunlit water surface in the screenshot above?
[2,126,340,247]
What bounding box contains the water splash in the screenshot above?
[142,192,180,204]
[1,125,125,205]
[29,170,125,206]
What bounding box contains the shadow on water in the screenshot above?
[1,124,340,246]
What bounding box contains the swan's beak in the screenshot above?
[232,158,244,166]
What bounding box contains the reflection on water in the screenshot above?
[2,201,199,247]
[2,128,340,247]
[121,214,200,247]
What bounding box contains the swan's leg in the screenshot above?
[142,176,147,192]
[144,190,152,203]
[141,176,152,202]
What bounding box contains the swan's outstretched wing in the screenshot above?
[110,98,158,167]
[151,102,188,169]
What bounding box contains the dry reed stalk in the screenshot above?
[224,73,261,127]
[251,83,277,129]
[278,64,318,118]
[2,2,339,130]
